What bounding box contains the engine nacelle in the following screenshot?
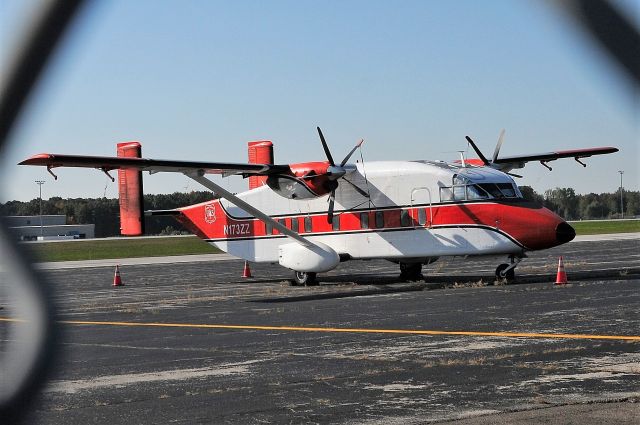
[278,241,340,273]
[266,161,338,200]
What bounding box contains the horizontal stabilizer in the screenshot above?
[144,209,182,216]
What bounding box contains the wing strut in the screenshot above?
[184,170,314,248]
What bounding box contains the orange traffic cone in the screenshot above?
[242,261,252,278]
[113,264,124,287]
[555,256,568,285]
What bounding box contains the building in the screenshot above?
[5,215,95,241]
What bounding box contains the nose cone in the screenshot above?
[556,221,576,244]
[502,203,576,251]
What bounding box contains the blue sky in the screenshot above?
[1,0,637,202]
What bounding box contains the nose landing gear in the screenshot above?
[495,255,522,283]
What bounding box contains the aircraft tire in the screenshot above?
[495,263,515,282]
[399,262,423,282]
[291,271,318,286]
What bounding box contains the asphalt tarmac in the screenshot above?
[4,236,640,424]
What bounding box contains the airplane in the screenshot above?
[19,128,618,285]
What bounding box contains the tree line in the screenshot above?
[1,192,214,237]
[518,187,638,221]
[1,187,637,237]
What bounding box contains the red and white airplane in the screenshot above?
[20,128,617,285]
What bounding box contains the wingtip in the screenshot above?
[18,153,53,165]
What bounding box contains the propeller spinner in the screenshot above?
[317,127,367,224]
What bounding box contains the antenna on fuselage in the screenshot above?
[457,151,467,167]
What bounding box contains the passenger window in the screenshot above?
[418,208,427,225]
[265,221,273,235]
[360,212,369,229]
[275,218,287,233]
[290,217,298,232]
[332,215,340,231]
[375,211,384,228]
[304,216,312,233]
[400,210,411,227]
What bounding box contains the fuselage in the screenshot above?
[174,160,574,266]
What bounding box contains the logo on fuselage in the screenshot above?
[204,204,216,224]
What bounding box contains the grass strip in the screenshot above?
[26,236,220,262]
[569,219,640,235]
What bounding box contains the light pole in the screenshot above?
[618,171,624,219]
[35,180,45,237]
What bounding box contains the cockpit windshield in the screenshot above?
[439,177,521,202]
[478,183,517,199]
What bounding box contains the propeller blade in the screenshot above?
[465,136,490,166]
[506,172,523,178]
[317,127,335,166]
[327,190,335,224]
[342,177,369,198]
[339,139,364,167]
[492,129,505,163]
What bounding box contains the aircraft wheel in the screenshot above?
[399,262,423,282]
[495,263,515,282]
[291,271,318,286]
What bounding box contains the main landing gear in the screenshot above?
[399,262,423,282]
[495,255,522,282]
[291,271,318,286]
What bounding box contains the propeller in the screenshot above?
[465,130,522,178]
[465,136,489,166]
[465,129,507,168]
[492,129,505,163]
[317,127,368,224]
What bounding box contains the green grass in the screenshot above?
[25,219,639,262]
[26,236,221,262]
[569,219,640,235]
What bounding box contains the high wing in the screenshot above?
[19,153,291,178]
[18,152,317,247]
[493,147,619,171]
[464,135,618,173]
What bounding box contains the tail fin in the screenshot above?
[247,141,273,190]
[117,142,145,236]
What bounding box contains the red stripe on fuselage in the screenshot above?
[177,199,567,251]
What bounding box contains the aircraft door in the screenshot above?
[411,187,432,228]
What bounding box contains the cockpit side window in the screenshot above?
[440,187,453,202]
[440,177,519,203]
[453,185,466,201]
[467,184,489,200]
[441,181,489,202]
